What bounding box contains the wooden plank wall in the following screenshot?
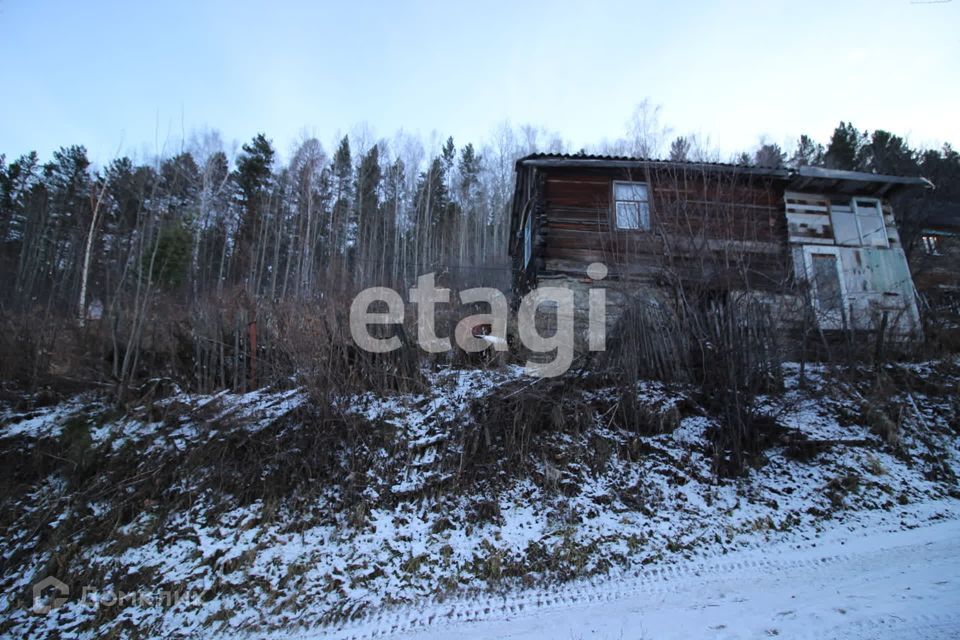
[534,166,789,291]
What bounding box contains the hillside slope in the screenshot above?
[1,359,958,639]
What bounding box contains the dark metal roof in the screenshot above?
[517,153,791,178]
[516,153,933,196]
[922,202,960,231]
[790,165,932,196]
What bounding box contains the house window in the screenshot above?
[613,181,650,230]
[853,199,888,247]
[922,235,941,255]
[830,198,888,247]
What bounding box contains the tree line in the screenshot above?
[0,116,956,396]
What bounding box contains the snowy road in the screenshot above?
[318,516,960,640]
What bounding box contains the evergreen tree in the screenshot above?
[354,144,382,284]
[160,152,201,215]
[789,135,824,167]
[754,143,786,168]
[381,157,405,284]
[824,122,864,170]
[857,130,915,175]
[145,220,192,290]
[457,143,481,203]
[232,133,275,285]
[669,136,691,162]
[414,142,459,268]
[34,146,93,303]
[457,144,483,264]
[0,152,41,246]
[329,135,353,264]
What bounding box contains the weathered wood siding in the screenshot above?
[528,166,789,292]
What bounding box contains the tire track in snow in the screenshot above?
[293,517,960,640]
[808,612,960,640]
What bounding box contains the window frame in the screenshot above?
[921,234,941,256]
[611,180,652,231]
[851,197,889,248]
[830,197,888,248]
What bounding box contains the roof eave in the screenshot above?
[795,165,933,189]
[517,156,791,179]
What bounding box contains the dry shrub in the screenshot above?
[602,293,783,476]
[689,297,784,475]
[1,284,429,405]
[272,296,424,398]
[0,397,381,583]
[0,311,93,394]
[464,378,594,482]
[604,299,691,383]
[610,394,682,436]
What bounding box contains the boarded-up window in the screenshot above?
[613,181,650,230]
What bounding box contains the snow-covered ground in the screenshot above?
[1,359,958,639]
[317,514,960,640]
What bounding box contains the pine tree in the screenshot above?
[754,143,786,168]
[824,122,864,170]
[33,146,92,304]
[381,157,406,285]
[857,130,915,175]
[329,135,353,269]
[414,142,459,270]
[354,144,382,285]
[160,152,201,216]
[457,143,482,265]
[669,136,691,162]
[789,135,824,168]
[0,152,41,246]
[232,133,275,286]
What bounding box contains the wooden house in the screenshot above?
[508,154,932,344]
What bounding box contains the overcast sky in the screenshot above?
[1,0,957,164]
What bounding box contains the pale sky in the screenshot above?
[1,0,957,164]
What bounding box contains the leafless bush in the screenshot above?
[686,296,783,475]
[0,310,101,395]
[272,296,424,399]
[604,298,691,383]
[464,378,593,484]
[0,397,381,582]
[601,291,783,475]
